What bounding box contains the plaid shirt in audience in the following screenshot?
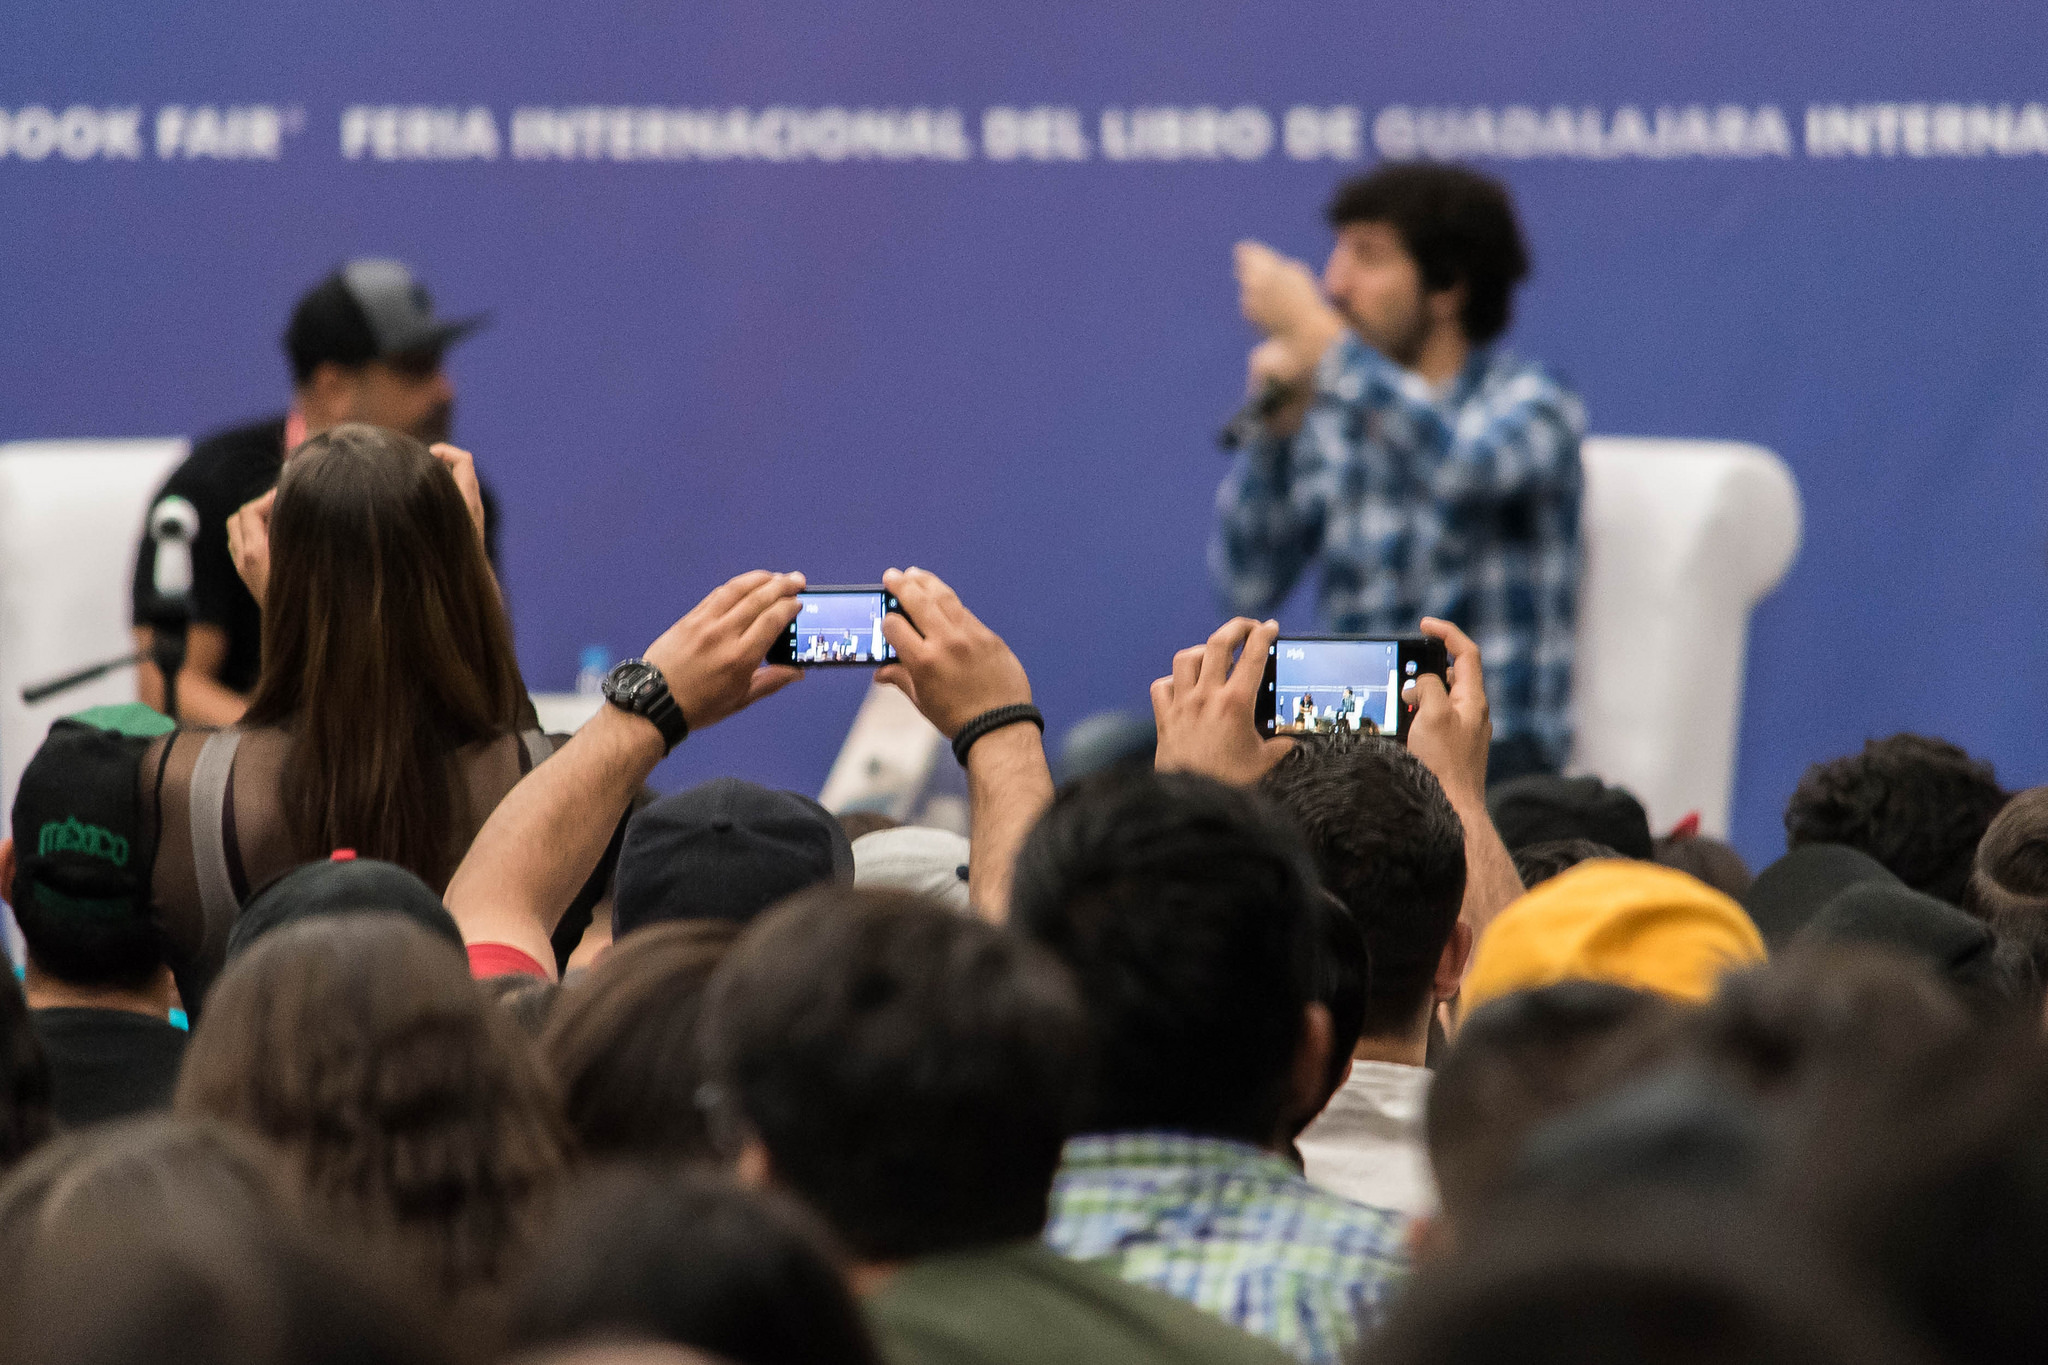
[1044,1132,1410,1365]
[1210,336,1586,767]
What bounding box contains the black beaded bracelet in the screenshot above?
[951,703,1045,767]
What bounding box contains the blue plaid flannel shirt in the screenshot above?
[1210,336,1586,767]
[1045,1132,1410,1365]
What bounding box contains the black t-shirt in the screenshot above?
[30,1007,188,1129]
[132,415,503,697]
[132,416,286,694]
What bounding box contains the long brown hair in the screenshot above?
[242,424,524,889]
[174,916,571,1300]
[539,919,742,1163]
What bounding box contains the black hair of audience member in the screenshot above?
[698,885,1086,1263]
[835,810,901,843]
[1512,838,1621,889]
[1505,1068,1769,1206]
[484,975,561,1039]
[541,920,740,1164]
[1325,163,1530,346]
[174,916,571,1299]
[1009,768,1323,1143]
[0,971,51,1174]
[1784,733,2009,905]
[1591,944,1978,1111]
[511,1167,881,1365]
[1791,1027,2048,1365]
[1260,734,1464,1040]
[1361,1218,1934,1365]
[1654,832,1754,900]
[6,884,163,995]
[1487,774,1655,861]
[0,1116,449,1365]
[1427,982,1671,1228]
[1300,889,1369,1130]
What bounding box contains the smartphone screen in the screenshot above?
[1255,635,1448,742]
[768,586,902,667]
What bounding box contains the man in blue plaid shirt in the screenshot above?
[1213,165,1584,779]
[1015,771,1410,1364]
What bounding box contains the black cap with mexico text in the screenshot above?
[9,708,168,945]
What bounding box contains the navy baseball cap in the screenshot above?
[613,778,854,937]
[227,851,463,961]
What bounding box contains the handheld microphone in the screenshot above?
[1217,378,1296,452]
[149,495,200,601]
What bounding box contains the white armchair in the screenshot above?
[1570,437,1802,838]
[0,439,187,824]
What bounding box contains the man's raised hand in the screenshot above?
[1235,241,1327,340]
[429,443,489,547]
[875,567,1048,924]
[1401,617,1493,804]
[1151,617,1294,787]
[644,571,805,732]
[875,567,1030,736]
[1403,617,1526,933]
[226,488,275,609]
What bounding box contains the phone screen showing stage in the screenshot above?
[774,589,898,666]
[1269,639,1403,738]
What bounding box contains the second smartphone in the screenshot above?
[1254,634,1450,743]
[767,585,905,666]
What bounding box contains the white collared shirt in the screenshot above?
[1297,1060,1437,1218]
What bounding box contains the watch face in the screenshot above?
[607,661,654,705]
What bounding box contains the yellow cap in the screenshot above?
[1461,860,1766,1019]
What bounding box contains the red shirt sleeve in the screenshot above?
[467,942,550,981]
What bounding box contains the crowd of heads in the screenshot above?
[10,670,2046,1364]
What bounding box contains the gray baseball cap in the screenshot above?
[284,258,488,377]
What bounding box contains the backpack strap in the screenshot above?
[518,728,553,774]
[188,728,244,933]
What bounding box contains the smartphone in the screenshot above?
[1255,634,1450,743]
[767,585,904,667]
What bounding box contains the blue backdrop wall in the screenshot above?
[5,1,2047,866]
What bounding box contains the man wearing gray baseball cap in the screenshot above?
[130,260,494,724]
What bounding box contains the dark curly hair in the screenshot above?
[1327,163,1531,345]
[175,916,570,1299]
[1784,735,2008,906]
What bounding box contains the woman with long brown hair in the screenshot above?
[144,423,539,997]
[174,915,570,1312]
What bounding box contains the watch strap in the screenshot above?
[604,659,690,755]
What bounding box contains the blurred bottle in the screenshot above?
[576,645,612,697]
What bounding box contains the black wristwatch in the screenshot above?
[600,658,689,755]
